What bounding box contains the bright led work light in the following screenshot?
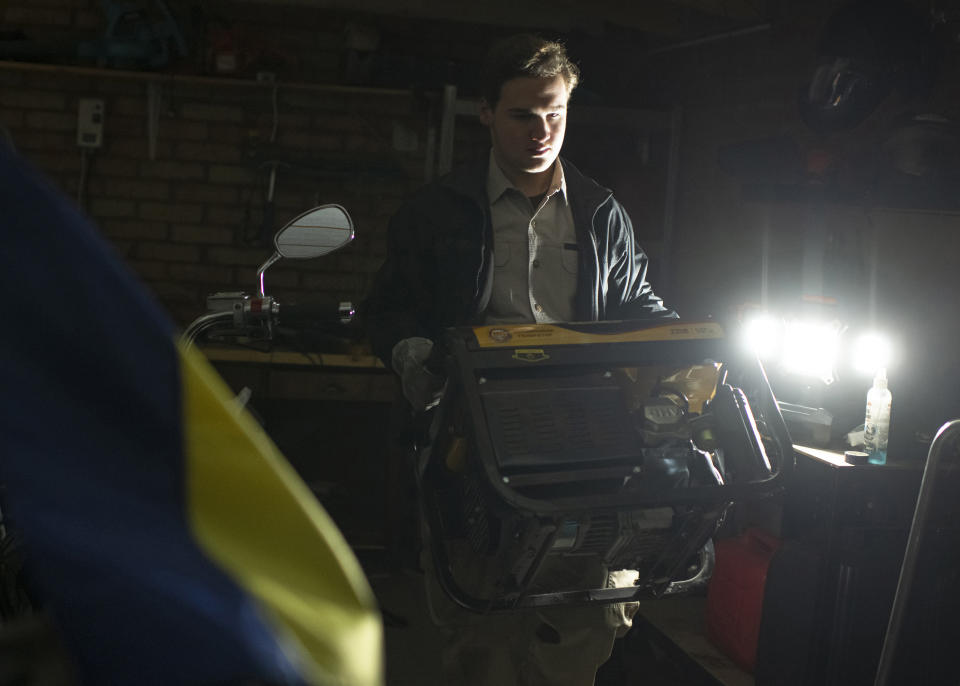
[780,320,842,384]
[852,332,894,376]
[742,314,847,384]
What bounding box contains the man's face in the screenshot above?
[480,75,569,185]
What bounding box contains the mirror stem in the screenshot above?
[255,252,282,297]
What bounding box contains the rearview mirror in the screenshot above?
[274,205,354,259]
[256,205,355,296]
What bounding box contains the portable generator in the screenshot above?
[418,319,792,611]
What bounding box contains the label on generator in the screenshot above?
[511,348,550,362]
[472,322,724,348]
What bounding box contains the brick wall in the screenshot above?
[0,1,457,330]
[0,63,430,326]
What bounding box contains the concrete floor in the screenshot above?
[368,568,444,686]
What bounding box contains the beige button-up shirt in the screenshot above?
[484,151,579,325]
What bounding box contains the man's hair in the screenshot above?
[480,34,580,109]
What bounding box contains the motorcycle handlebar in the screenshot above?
[279,299,355,327]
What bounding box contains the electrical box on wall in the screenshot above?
[77,99,104,148]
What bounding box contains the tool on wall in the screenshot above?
[77,0,188,69]
[77,98,105,210]
[261,161,279,247]
[257,83,281,247]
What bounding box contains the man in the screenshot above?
[364,34,676,685]
[366,33,675,407]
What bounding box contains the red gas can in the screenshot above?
[705,527,782,673]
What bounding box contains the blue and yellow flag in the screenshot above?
[0,148,382,685]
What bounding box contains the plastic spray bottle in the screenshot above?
[864,368,892,465]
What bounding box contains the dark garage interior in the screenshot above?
[2,1,960,684]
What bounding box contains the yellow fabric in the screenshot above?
[178,341,383,686]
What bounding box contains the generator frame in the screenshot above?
[418,320,793,612]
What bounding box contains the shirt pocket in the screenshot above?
[495,243,513,268]
[560,243,579,275]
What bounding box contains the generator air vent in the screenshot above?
[481,377,642,472]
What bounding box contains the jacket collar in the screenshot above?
[557,157,613,211]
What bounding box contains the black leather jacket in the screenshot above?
[364,156,676,368]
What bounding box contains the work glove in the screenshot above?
[391,336,445,412]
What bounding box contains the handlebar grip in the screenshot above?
[279,300,355,327]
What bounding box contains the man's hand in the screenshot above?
[391,337,445,412]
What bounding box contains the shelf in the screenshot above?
[201,345,384,370]
[0,59,422,97]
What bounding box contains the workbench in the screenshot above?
[199,343,396,549]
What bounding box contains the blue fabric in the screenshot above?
[0,148,303,684]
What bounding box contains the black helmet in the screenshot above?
[799,0,937,133]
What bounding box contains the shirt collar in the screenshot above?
[486,149,568,206]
